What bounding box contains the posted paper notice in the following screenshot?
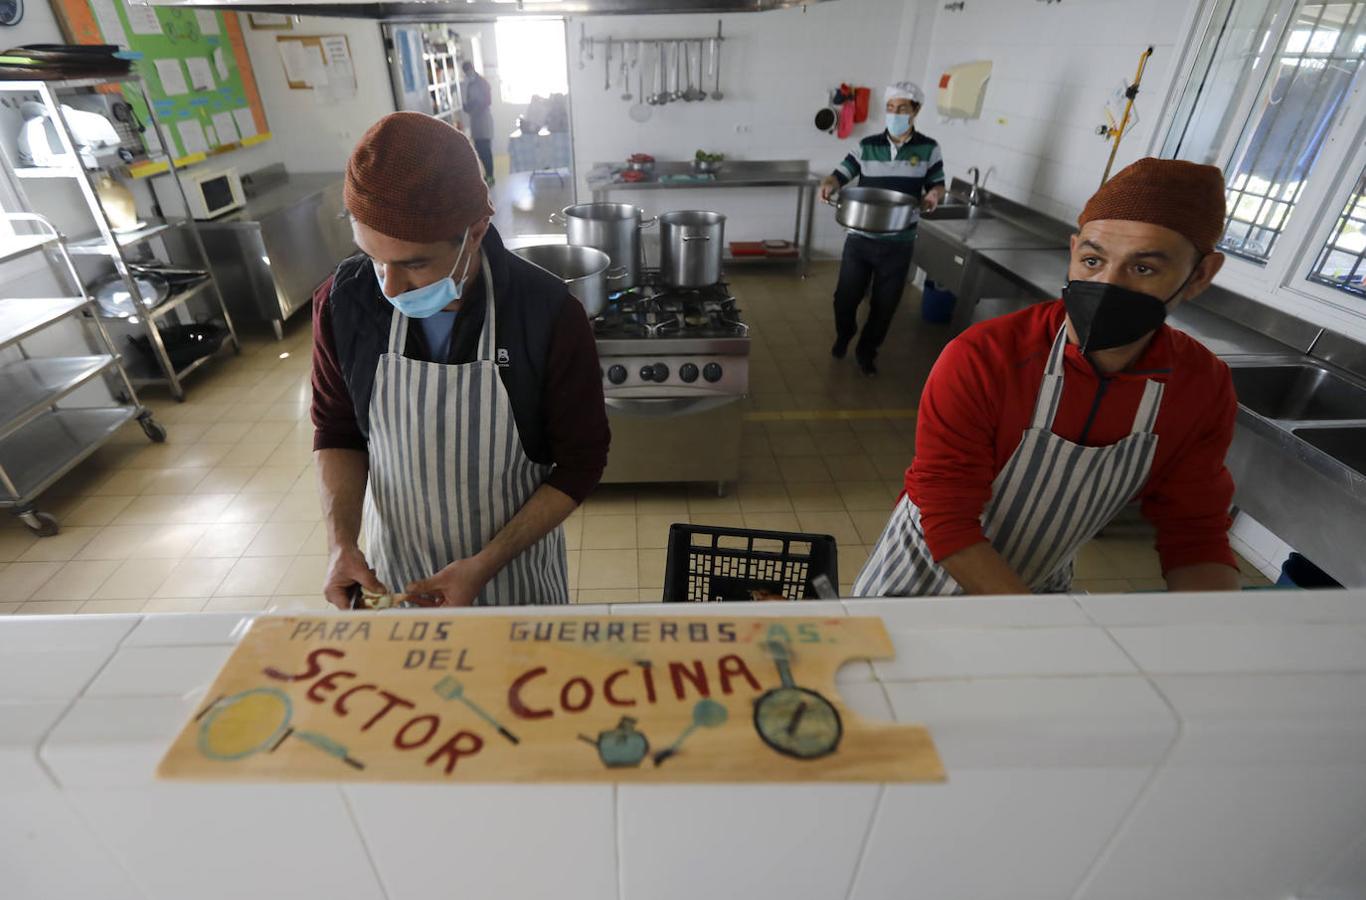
[176,119,210,157]
[212,111,240,146]
[125,2,162,35]
[186,57,215,92]
[90,0,128,48]
[154,59,189,96]
[232,107,258,141]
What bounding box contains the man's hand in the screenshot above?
[922,186,945,213]
[324,544,386,610]
[405,555,497,608]
[819,175,841,202]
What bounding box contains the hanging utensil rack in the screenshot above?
[579,20,727,104]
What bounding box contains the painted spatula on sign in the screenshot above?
[433,675,520,745]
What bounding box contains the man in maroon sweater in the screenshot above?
[311,113,609,608]
[855,158,1242,596]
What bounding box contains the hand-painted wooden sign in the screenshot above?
[157,615,944,783]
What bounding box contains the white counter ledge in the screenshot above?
[3,590,1365,900]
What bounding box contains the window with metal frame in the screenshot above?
[1309,163,1366,295]
[1165,0,1366,264]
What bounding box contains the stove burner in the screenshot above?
[592,269,748,341]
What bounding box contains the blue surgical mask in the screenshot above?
[374,229,477,319]
[886,113,912,137]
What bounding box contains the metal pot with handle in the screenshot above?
[551,202,655,290]
[827,186,919,233]
[659,210,726,288]
[510,244,612,317]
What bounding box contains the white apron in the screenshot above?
[854,325,1166,595]
[361,254,570,605]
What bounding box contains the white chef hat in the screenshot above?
[885,81,925,105]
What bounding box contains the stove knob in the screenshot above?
[639,365,655,382]
[607,364,628,385]
[679,363,700,383]
[703,362,723,383]
[653,363,670,382]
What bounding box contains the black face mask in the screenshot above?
[1062,263,1201,353]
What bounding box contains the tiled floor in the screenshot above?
[0,263,1269,614]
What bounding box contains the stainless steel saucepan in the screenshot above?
[826,187,920,233]
[511,244,613,316]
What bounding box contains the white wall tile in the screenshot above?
[1153,673,1366,765]
[85,645,235,698]
[0,647,119,701]
[1079,591,1366,626]
[123,611,259,647]
[1297,828,1366,900]
[883,677,1176,768]
[345,785,616,900]
[0,788,144,900]
[619,784,879,900]
[845,595,1089,627]
[42,695,195,787]
[0,613,136,651]
[874,626,1137,681]
[0,700,66,788]
[1074,766,1366,900]
[68,785,386,900]
[1107,624,1366,674]
[852,768,1153,900]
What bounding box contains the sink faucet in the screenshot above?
[968,166,983,206]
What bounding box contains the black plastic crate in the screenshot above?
[662,524,839,602]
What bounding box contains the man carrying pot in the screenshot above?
[311,112,610,608]
[820,81,946,376]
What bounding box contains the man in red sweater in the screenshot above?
[855,158,1242,596]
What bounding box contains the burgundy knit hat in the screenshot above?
[344,112,494,243]
[1080,158,1227,255]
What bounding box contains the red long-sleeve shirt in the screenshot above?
[907,300,1237,575]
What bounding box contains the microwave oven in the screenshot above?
[184,166,245,219]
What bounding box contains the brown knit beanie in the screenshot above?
[344,112,494,243]
[1080,158,1227,255]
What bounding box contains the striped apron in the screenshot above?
[361,254,570,605]
[853,325,1165,596]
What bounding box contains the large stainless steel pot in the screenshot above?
[659,210,726,288]
[510,244,612,316]
[551,202,655,290]
[827,186,919,233]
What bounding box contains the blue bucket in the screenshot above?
[921,279,956,324]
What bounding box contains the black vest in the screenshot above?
[326,225,573,465]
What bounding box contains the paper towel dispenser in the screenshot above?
[937,61,992,119]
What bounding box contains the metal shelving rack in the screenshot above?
[0,212,163,536]
[0,76,240,400]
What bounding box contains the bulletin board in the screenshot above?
[52,0,271,172]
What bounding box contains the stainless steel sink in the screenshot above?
[1229,363,1366,421]
[1291,426,1366,478]
[922,204,989,221]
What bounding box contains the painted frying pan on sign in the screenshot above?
[195,687,365,771]
[753,640,843,760]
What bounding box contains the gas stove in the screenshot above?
[593,271,750,490]
[593,272,750,397]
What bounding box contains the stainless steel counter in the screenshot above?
[218,172,347,223]
[197,170,354,339]
[588,160,818,276]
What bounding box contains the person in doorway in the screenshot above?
[854,157,1242,596]
[820,81,946,376]
[461,60,495,184]
[311,112,610,608]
